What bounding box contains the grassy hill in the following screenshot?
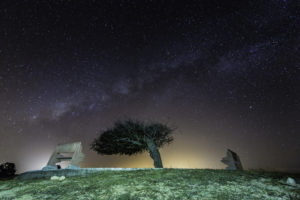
[0,169,299,200]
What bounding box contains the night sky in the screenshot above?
[0,0,299,173]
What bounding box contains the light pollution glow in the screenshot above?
[19,134,225,173]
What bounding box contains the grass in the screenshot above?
[0,169,299,200]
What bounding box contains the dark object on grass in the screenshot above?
[221,149,243,170]
[91,119,175,168]
[0,162,16,179]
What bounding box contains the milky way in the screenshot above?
[0,0,299,172]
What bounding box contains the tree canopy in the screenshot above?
[91,119,174,168]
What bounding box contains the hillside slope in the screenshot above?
[0,169,299,200]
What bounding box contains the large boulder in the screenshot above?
[221,149,243,170]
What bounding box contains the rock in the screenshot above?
[50,176,59,180]
[221,149,243,170]
[50,176,65,181]
[286,177,296,186]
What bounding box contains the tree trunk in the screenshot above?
[145,138,163,168]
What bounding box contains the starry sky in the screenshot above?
[0,0,299,173]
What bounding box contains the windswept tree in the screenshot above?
[91,119,175,168]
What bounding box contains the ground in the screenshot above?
[0,169,299,200]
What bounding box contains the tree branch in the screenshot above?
[115,138,143,146]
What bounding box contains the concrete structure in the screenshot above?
[42,142,84,170]
[221,149,243,170]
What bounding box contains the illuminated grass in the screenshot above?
[0,169,299,199]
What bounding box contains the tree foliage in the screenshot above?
[0,162,16,179]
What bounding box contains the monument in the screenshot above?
[221,149,243,170]
[42,142,85,170]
